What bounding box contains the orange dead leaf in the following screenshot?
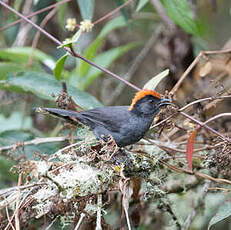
[186,129,198,171]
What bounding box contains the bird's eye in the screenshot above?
[148,99,154,104]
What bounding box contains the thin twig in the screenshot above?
[15,173,22,230]
[203,113,231,126]
[93,0,132,25]
[152,95,231,129]
[180,111,231,143]
[45,216,59,230]
[159,159,231,185]
[0,183,44,197]
[179,95,231,112]
[204,88,231,111]
[170,52,203,95]
[69,46,141,91]
[12,0,33,47]
[28,7,57,66]
[151,98,231,143]
[147,139,219,153]
[152,109,230,143]
[0,0,71,31]
[5,206,16,230]
[50,141,83,159]
[194,172,231,185]
[0,1,62,44]
[74,213,86,230]
[0,136,73,153]
[159,159,193,174]
[96,194,102,230]
[207,187,231,192]
[5,188,35,230]
[120,178,132,230]
[150,0,175,31]
[170,48,231,96]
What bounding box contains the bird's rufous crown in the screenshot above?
[129,89,162,111]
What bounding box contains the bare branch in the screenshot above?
[0,136,75,154]
[93,0,133,25]
[0,0,71,32]
[96,194,102,230]
[74,213,86,230]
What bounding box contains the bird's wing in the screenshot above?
[79,106,130,132]
[38,106,130,132]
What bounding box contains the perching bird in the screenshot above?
[36,89,171,147]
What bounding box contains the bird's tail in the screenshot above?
[35,107,81,125]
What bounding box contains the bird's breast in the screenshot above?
[115,115,154,146]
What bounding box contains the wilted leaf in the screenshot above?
[186,129,198,171]
[200,62,212,77]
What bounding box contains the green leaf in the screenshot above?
[0,62,25,80]
[78,42,138,89]
[54,53,69,81]
[77,0,95,20]
[72,29,83,42]
[0,71,102,109]
[208,200,231,230]
[0,47,55,69]
[143,69,169,90]
[0,112,32,132]
[0,130,34,142]
[99,16,126,38]
[58,29,83,48]
[136,0,149,12]
[161,0,201,36]
[77,16,126,77]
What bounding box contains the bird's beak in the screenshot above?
[159,98,172,106]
